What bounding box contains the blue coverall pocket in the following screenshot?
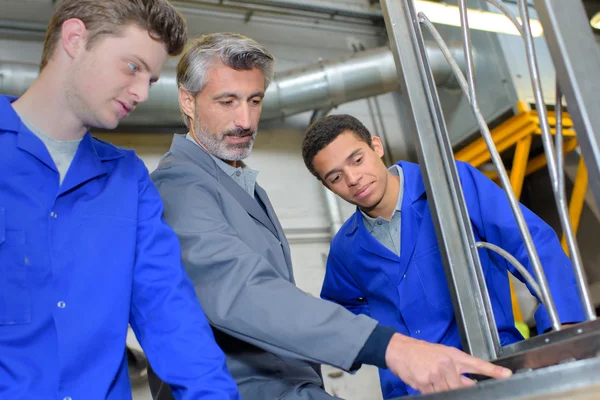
[413,246,453,309]
[0,207,31,325]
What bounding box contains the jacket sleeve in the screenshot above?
[321,250,371,317]
[129,158,240,400]
[153,170,378,372]
[457,161,585,333]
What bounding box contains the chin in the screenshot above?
[97,115,120,130]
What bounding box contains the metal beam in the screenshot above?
[401,357,600,400]
[380,0,500,360]
[533,0,600,224]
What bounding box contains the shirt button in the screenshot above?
[57,301,66,309]
[415,330,421,334]
[377,221,383,225]
[235,171,242,177]
[64,397,72,400]
[403,274,407,278]
[50,211,58,218]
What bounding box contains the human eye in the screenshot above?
[127,62,139,73]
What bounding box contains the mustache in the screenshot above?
[222,128,256,138]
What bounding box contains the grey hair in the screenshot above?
[177,32,275,128]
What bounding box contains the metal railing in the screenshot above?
[380,0,598,361]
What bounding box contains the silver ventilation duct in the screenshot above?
[0,43,465,127]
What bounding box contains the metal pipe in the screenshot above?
[423,5,562,334]
[458,0,477,111]
[0,44,463,127]
[0,19,47,40]
[310,108,345,236]
[172,1,380,35]
[211,0,383,19]
[516,0,596,321]
[485,0,524,37]
[476,241,543,302]
[261,44,461,121]
[419,9,501,355]
[351,42,393,167]
[553,83,596,321]
[456,0,562,331]
[532,0,600,236]
[324,189,344,235]
[555,86,564,207]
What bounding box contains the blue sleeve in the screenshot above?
[322,249,395,370]
[129,158,240,400]
[321,249,370,317]
[458,161,585,333]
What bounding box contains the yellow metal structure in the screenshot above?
[454,101,589,334]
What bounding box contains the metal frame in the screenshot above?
[380,0,500,361]
[397,357,600,400]
[454,104,588,256]
[382,0,600,373]
[513,0,596,323]
[533,0,600,217]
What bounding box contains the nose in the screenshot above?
[234,103,252,131]
[345,169,361,186]
[129,78,150,104]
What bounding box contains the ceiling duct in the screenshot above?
[0,42,465,127]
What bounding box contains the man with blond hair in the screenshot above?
[149,32,511,400]
[0,1,239,399]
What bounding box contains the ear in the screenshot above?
[178,87,196,124]
[372,136,385,159]
[60,18,88,60]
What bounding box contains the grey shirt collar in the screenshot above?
[185,133,259,197]
[360,164,404,230]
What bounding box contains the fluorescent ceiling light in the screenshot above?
[415,0,544,38]
[591,11,600,30]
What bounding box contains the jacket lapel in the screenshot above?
[356,219,399,263]
[58,134,112,196]
[255,184,283,242]
[16,126,56,173]
[214,166,279,238]
[256,184,294,279]
[396,161,429,279]
[170,135,279,238]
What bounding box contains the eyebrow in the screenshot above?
[132,55,159,83]
[212,91,265,101]
[323,149,362,181]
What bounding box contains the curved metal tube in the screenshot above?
[421,0,562,331]
[516,0,595,321]
[462,0,559,331]
[555,85,564,201]
[485,0,525,37]
[476,241,543,302]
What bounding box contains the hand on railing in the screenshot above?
[385,333,512,394]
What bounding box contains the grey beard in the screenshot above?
[194,122,256,161]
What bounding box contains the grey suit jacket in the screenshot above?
[150,135,377,399]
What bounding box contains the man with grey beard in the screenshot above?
[149,32,510,400]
